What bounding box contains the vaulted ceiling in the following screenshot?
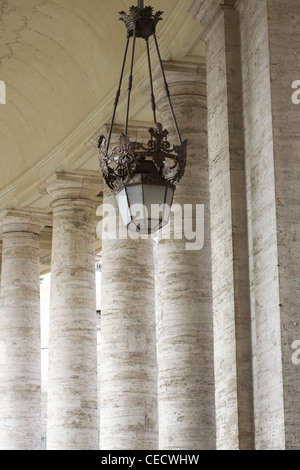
[0,0,205,213]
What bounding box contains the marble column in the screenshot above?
[0,210,50,450]
[238,0,300,450]
[99,126,158,450]
[39,172,99,450]
[152,61,216,450]
[192,0,300,450]
[191,0,255,450]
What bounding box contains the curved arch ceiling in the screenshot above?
[0,0,204,210]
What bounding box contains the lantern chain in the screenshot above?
[107,2,183,148]
[107,38,130,151]
[124,28,137,136]
[153,33,183,145]
[145,38,157,126]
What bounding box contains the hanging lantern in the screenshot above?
[98,0,187,235]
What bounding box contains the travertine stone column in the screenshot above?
[0,210,50,450]
[192,0,300,450]
[39,172,99,450]
[100,127,158,450]
[237,0,300,450]
[152,61,216,450]
[192,1,254,450]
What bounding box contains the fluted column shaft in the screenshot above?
[40,172,99,450]
[0,210,49,450]
[153,62,216,450]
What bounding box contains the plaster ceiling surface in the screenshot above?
[0,0,204,212]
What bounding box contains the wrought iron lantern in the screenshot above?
[98,0,187,235]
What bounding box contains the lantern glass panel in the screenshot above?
[143,184,167,216]
[115,181,175,235]
[126,184,144,209]
[115,189,131,227]
[166,186,174,208]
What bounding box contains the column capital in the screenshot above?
[153,60,206,80]
[190,0,237,30]
[0,210,52,235]
[38,171,101,202]
[141,60,206,107]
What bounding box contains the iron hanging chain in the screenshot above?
[124,27,137,136]
[145,37,157,126]
[153,33,183,145]
[107,38,130,151]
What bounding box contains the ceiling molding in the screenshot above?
[0,0,205,214]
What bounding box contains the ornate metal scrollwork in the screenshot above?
[98,124,187,194]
